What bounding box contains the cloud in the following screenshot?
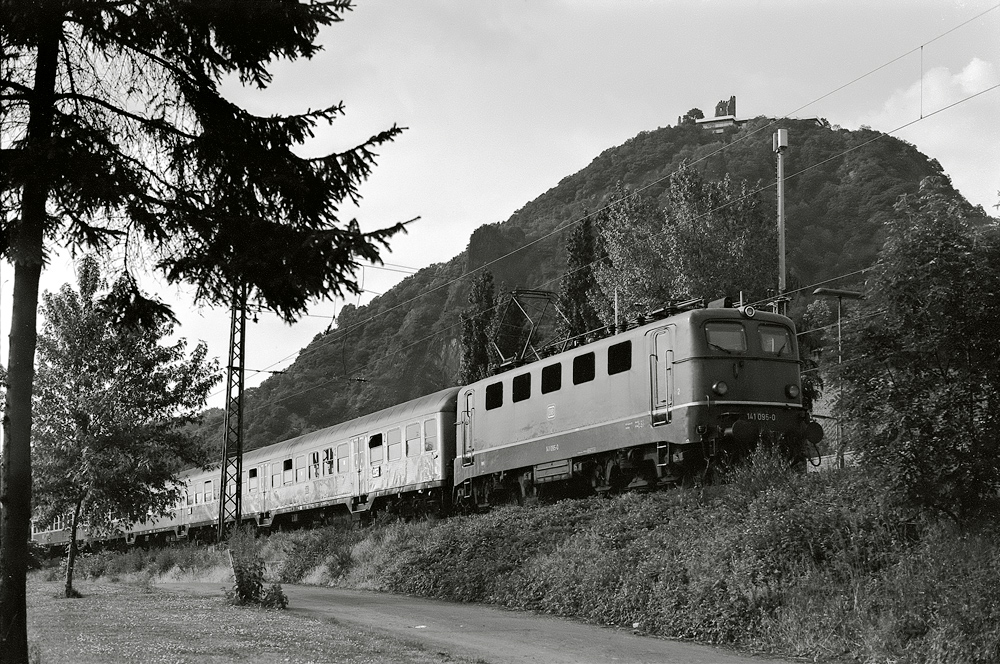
[858,58,1000,211]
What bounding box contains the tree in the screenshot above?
[459,269,498,384]
[591,183,668,325]
[1,3,405,658]
[557,213,606,343]
[593,169,776,324]
[838,177,1000,524]
[32,256,219,598]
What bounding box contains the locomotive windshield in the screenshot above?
[759,324,794,356]
[705,322,746,353]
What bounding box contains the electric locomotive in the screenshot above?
[453,300,822,507]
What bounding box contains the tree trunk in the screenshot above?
[0,18,60,663]
[64,499,84,599]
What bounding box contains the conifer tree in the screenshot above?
[1,3,404,657]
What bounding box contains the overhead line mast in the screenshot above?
[217,282,248,541]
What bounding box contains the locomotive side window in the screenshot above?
[387,427,402,461]
[485,382,503,410]
[705,322,747,353]
[541,363,561,394]
[424,418,437,452]
[512,373,531,403]
[337,443,349,472]
[759,325,793,356]
[607,341,632,375]
[405,423,421,457]
[369,433,384,466]
[573,352,595,385]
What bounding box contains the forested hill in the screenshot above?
[191,115,974,452]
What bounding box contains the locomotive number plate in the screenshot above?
[747,412,776,422]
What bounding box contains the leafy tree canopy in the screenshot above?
[33,255,220,596]
[838,177,1000,524]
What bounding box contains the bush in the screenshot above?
[225,526,288,609]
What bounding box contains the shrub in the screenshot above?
[225,526,288,609]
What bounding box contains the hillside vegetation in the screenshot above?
[188,117,965,452]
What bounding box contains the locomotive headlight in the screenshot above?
[785,384,801,398]
[712,381,729,396]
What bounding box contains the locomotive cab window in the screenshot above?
[541,363,561,394]
[705,322,747,353]
[512,373,531,403]
[485,381,503,410]
[369,433,384,466]
[607,341,632,375]
[573,352,595,385]
[759,325,793,357]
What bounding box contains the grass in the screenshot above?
[25,579,470,664]
[42,448,1000,663]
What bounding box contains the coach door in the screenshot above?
[458,389,475,466]
[650,327,674,426]
[352,435,367,497]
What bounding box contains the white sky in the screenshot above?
[4,0,998,409]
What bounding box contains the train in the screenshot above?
[31,298,823,549]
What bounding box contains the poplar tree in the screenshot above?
[557,213,605,343]
[1,3,405,658]
[32,256,218,599]
[459,269,497,384]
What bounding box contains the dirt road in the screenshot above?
[162,583,795,664]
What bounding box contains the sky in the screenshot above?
[3,0,999,409]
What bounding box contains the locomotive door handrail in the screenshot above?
[650,327,675,426]
[460,389,475,467]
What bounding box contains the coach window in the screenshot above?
[573,352,595,385]
[204,480,213,502]
[608,340,632,375]
[541,363,561,394]
[271,464,281,489]
[337,443,349,473]
[248,468,258,493]
[387,427,402,462]
[296,455,308,482]
[705,322,746,353]
[369,433,384,466]
[485,381,503,410]
[323,448,335,475]
[282,459,294,485]
[405,423,421,457]
[759,324,793,357]
[308,451,320,479]
[423,419,437,452]
[512,373,531,403]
